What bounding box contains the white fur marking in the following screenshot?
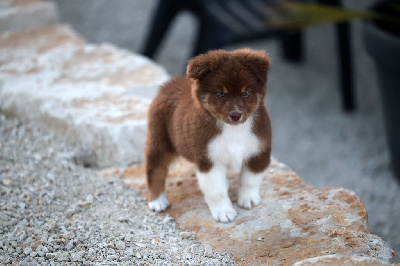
[148,193,170,212]
[197,165,237,222]
[208,116,260,172]
[238,167,265,209]
[197,115,263,221]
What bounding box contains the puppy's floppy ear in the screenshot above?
[234,49,270,84]
[187,50,228,80]
[186,58,210,80]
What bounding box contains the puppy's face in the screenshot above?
[187,49,270,125]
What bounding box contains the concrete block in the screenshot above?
[0,25,170,167]
[0,0,59,33]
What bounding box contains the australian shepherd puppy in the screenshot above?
[145,49,272,222]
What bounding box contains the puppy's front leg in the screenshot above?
[197,165,237,222]
[238,167,265,209]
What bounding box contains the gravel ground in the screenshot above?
[0,114,234,265]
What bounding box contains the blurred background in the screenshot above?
[51,0,399,253]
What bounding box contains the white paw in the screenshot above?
[209,203,237,223]
[148,193,170,212]
[238,188,261,209]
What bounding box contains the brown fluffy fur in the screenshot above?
[145,48,272,203]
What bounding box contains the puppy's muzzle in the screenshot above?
[229,112,242,122]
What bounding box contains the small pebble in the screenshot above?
[2,179,12,186]
[23,247,32,255]
[118,217,129,222]
[135,242,146,248]
[179,232,192,239]
[204,244,213,257]
[115,240,125,250]
[85,195,93,203]
[30,251,37,257]
[162,215,174,224]
[88,248,96,256]
[46,253,55,259]
[141,251,149,260]
[124,234,132,242]
[55,251,68,261]
[71,252,83,262]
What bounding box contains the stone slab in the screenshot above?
[294,254,397,266]
[0,25,170,167]
[0,0,58,33]
[122,157,399,265]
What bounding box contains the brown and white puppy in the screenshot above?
[145,49,272,222]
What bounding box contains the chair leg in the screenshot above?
[140,0,180,59]
[192,18,222,56]
[336,22,356,112]
[318,0,356,111]
[281,31,303,62]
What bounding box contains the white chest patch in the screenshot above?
[208,116,260,172]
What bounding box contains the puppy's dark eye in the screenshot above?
[242,91,250,97]
[217,92,226,98]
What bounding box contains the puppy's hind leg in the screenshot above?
[145,122,174,212]
[146,148,174,212]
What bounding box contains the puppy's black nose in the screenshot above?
[229,112,241,122]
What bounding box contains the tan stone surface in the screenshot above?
[0,25,169,167]
[122,157,398,265]
[0,0,58,33]
[294,254,397,266]
[0,25,84,66]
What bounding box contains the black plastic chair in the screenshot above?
[140,0,355,111]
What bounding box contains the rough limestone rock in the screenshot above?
[0,25,170,167]
[0,0,58,33]
[294,254,395,266]
[122,157,399,265]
